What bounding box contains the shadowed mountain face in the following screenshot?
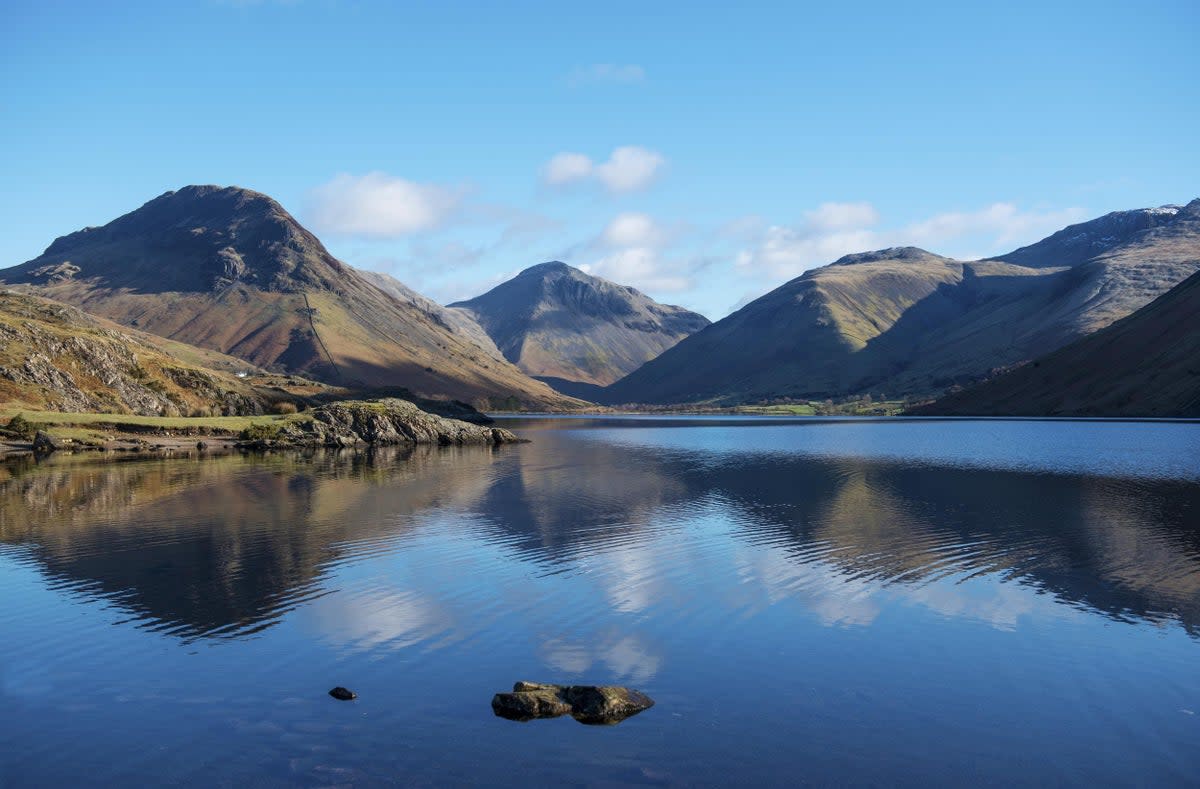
[919,268,1200,417]
[0,186,580,409]
[448,262,710,387]
[603,201,1200,405]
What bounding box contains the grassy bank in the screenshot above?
[0,408,312,447]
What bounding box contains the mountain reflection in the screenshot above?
[2,422,1199,642]
[0,448,506,639]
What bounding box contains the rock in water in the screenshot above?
[491,684,572,721]
[328,686,357,701]
[491,681,653,724]
[32,431,58,454]
[563,685,657,725]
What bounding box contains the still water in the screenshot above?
[1,416,1199,787]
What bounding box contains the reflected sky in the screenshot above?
[1,418,1199,786]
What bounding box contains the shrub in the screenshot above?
[239,422,281,442]
[273,401,298,415]
[5,413,36,439]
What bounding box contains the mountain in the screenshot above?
[913,269,1200,417]
[0,186,580,409]
[357,270,510,365]
[447,262,710,391]
[602,200,1200,405]
[0,290,271,415]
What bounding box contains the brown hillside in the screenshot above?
[0,186,583,410]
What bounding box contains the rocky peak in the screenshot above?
[995,202,1189,268]
[26,185,344,293]
[1176,198,1200,220]
[519,261,576,278]
[832,247,941,266]
[448,261,710,387]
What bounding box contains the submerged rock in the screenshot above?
[491,681,654,725]
[328,686,357,701]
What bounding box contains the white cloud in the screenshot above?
[307,172,461,237]
[733,202,882,280]
[566,63,646,86]
[583,247,692,293]
[718,215,768,240]
[602,212,664,247]
[542,152,594,186]
[905,203,1087,249]
[594,146,665,192]
[576,210,700,293]
[735,226,880,279]
[734,200,1087,281]
[805,201,880,231]
[541,146,665,193]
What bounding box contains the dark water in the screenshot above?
[2,417,1199,787]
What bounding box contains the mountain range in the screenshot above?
[602,200,1200,405]
[0,186,579,410]
[448,262,709,397]
[2,186,1196,417]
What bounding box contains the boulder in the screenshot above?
[563,685,657,725]
[328,686,357,701]
[491,681,654,725]
[32,430,58,454]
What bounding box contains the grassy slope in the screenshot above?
[914,270,1200,417]
[0,291,271,416]
[603,252,965,404]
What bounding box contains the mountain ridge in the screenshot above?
[449,262,710,387]
[1,186,584,410]
[602,199,1200,405]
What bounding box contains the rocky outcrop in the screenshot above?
[32,431,58,454]
[491,681,655,725]
[0,292,268,416]
[243,398,521,449]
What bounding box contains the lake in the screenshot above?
[2,416,1199,787]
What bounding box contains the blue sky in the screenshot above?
[2,0,1197,318]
